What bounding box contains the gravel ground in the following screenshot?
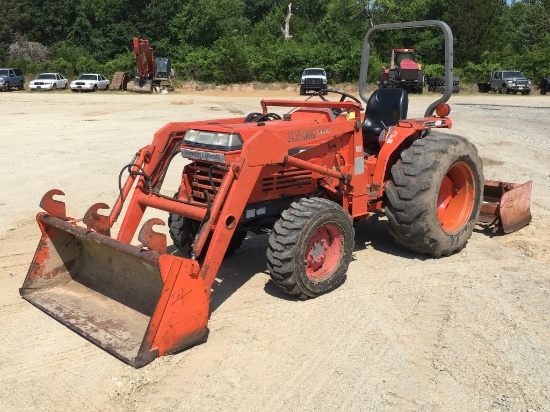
[0,89,549,411]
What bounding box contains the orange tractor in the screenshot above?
[20,21,531,367]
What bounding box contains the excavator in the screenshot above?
[133,38,173,93]
[20,21,532,367]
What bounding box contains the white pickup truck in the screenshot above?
[300,67,328,95]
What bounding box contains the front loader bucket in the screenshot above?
[480,180,532,233]
[133,79,153,93]
[20,213,209,368]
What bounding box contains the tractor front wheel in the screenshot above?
[168,213,246,259]
[267,197,354,299]
[385,133,483,257]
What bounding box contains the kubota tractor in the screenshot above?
[379,48,425,93]
[21,21,532,367]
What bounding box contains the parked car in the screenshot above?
[70,74,110,92]
[29,73,69,91]
[0,68,25,91]
[489,70,532,94]
[539,75,550,95]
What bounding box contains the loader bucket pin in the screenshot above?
[83,203,111,236]
[40,189,67,219]
[138,218,167,254]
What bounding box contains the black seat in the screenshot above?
[362,88,408,148]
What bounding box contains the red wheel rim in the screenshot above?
[437,161,476,232]
[304,224,343,281]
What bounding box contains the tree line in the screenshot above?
[1,0,549,84]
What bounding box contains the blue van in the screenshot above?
[0,68,26,91]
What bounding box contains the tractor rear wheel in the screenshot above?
[267,197,354,299]
[385,133,483,257]
[388,70,396,87]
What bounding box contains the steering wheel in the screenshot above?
[317,89,363,116]
[244,112,282,123]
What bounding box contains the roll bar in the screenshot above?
[359,20,454,117]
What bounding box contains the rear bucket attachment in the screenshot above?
[133,79,153,93]
[20,213,209,368]
[480,180,532,233]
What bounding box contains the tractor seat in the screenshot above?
[362,88,409,148]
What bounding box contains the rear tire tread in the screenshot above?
[385,133,483,257]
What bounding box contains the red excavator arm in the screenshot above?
[133,38,155,80]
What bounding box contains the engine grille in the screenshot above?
[262,169,313,192]
[189,162,224,203]
[187,163,314,205]
[305,78,322,86]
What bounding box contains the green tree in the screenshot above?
[445,0,507,66]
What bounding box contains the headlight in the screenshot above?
[183,129,243,151]
[507,80,513,84]
[323,79,327,84]
[528,81,532,85]
[301,79,305,84]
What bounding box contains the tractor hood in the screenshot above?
[399,58,420,70]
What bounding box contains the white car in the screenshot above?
[29,73,69,91]
[70,73,110,92]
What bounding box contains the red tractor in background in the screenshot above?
[379,48,425,93]
[20,21,531,367]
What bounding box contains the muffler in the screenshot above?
[480,180,532,233]
[20,213,209,368]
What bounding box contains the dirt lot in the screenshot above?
[1,88,549,411]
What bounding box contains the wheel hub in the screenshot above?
[437,161,476,232]
[304,224,343,281]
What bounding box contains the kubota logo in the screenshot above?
[288,127,330,142]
